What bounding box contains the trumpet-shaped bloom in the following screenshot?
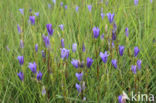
[29,16,35,25]
[75,6,79,12]
[131,65,137,74]
[137,60,142,70]
[59,24,64,31]
[28,62,37,74]
[112,30,116,40]
[72,43,77,52]
[17,72,24,81]
[35,44,38,52]
[134,46,140,57]
[75,83,81,93]
[19,8,24,15]
[112,59,117,69]
[37,71,42,80]
[17,24,21,34]
[88,5,92,12]
[134,0,139,5]
[42,35,50,48]
[119,45,125,56]
[75,72,83,81]
[17,56,24,65]
[20,40,24,48]
[71,59,79,68]
[87,57,93,68]
[118,95,122,103]
[46,24,53,36]
[100,51,109,63]
[82,43,85,52]
[93,27,100,38]
[34,12,39,17]
[107,13,115,23]
[41,50,46,58]
[61,38,65,48]
[101,33,104,40]
[101,13,105,19]
[60,48,69,59]
[125,27,129,37]
[64,5,67,9]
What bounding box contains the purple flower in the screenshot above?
[107,13,115,23]
[60,2,63,6]
[131,65,137,74]
[20,40,24,48]
[75,72,83,81]
[71,59,79,68]
[48,4,51,8]
[125,28,129,37]
[64,5,67,9]
[17,72,24,81]
[37,71,42,80]
[17,56,24,65]
[46,24,54,36]
[60,48,69,59]
[134,0,139,5]
[113,23,117,31]
[111,59,117,69]
[88,5,92,12]
[101,13,105,19]
[100,51,109,63]
[61,38,65,48]
[75,83,81,93]
[82,43,85,52]
[72,43,77,52]
[134,46,140,57]
[42,35,50,48]
[28,62,37,74]
[118,95,122,103]
[59,24,64,30]
[93,27,100,38]
[87,57,93,68]
[52,0,56,4]
[101,33,104,40]
[41,50,46,58]
[35,44,38,52]
[80,61,84,68]
[119,45,125,56]
[150,0,153,3]
[17,24,21,34]
[19,8,24,15]
[34,12,39,17]
[75,6,79,12]
[29,16,35,25]
[137,60,142,70]
[112,30,116,40]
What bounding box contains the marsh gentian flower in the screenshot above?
[131,65,137,74]
[101,13,105,19]
[107,13,115,23]
[64,5,67,9]
[60,2,63,6]
[28,62,37,74]
[87,57,93,68]
[93,27,100,38]
[29,16,35,25]
[61,38,65,48]
[137,60,142,70]
[17,24,21,34]
[19,8,24,15]
[113,23,117,31]
[72,43,77,52]
[75,83,81,93]
[37,71,42,80]
[118,95,122,103]
[112,30,116,40]
[17,56,24,65]
[134,0,139,5]
[150,0,153,3]
[88,5,92,12]
[48,4,51,8]
[101,33,104,40]
[17,72,24,81]
[82,43,85,52]
[34,12,39,17]
[75,72,83,81]
[134,46,140,57]
[75,6,79,12]
[20,40,24,48]
[80,61,84,68]
[52,0,56,4]
[42,35,50,48]
[59,24,64,30]
[112,59,117,69]
[100,51,109,63]
[60,48,69,59]
[35,44,38,52]
[41,50,46,58]
[46,24,53,36]
[119,45,125,56]
[125,28,129,37]
[71,59,79,68]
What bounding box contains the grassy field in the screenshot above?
[0,0,156,102]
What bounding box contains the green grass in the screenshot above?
[0,0,155,102]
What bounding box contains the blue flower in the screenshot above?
[93,27,100,38]
[119,45,125,56]
[75,83,81,93]
[17,24,21,34]
[131,65,137,74]
[17,72,24,81]
[60,48,69,59]
[111,59,117,69]
[71,59,79,68]
[125,27,129,37]
[75,72,83,81]
[72,43,77,52]
[46,24,54,36]
[19,8,24,15]
[17,56,24,65]
[100,51,109,63]
[28,62,37,74]
[88,5,92,12]
[37,71,42,80]
[107,13,115,23]
[29,16,35,25]
[137,60,142,70]
[61,38,65,48]
[42,35,50,48]
[86,57,93,68]
[35,44,38,52]
[134,46,140,57]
